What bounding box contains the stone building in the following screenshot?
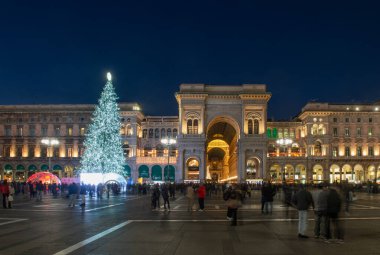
[0,84,379,184]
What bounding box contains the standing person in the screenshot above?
[79,183,87,207]
[293,185,314,238]
[1,180,10,208]
[8,183,15,208]
[68,182,78,207]
[151,184,160,210]
[262,182,276,214]
[186,184,195,211]
[197,183,206,211]
[36,181,44,202]
[312,184,329,239]
[326,187,344,243]
[161,184,170,211]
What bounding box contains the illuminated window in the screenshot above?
[67,147,73,158]
[368,127,373,136]
[80,127,86,136]
[345,128,350,137]
[332,147,338,157]
[345,147,350,157]
[187,119,199,134]
[248,119,253,134]
[67,127,73,136]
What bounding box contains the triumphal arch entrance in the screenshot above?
[175,84,271,183]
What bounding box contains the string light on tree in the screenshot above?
[79,72,125,175]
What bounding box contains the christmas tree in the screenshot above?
[79,72,125,175]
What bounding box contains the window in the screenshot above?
[126,125,132,136]
[357,146,362,157]
[154,128,160,138]
[368,127,373,136]
[345,128,350,137]
[67,147,73,158]
[289,129,295,138]
[28,146,35,157]
[332,147,338,157]
[161,128,166,138]
[122,143,130,157]
[42,126,48,136]
[173,129,178,138]
[311,125,318,135]
[333,128,338,137]
[41,147,47,157]
[345,147,350,157]
[357,127,361,137]
[29,125,35,136]
[120,125,126,135]
[54,126,60,136]
[53,147,59,157]
[369,118,373,123]
[247,119,253,134]
[156,144,164,157]
[167,128,172,138]
[148,129,153,138]
[253,119,259,135]
[3,146,11,157]
[357,118,361,123]
[17,126,23,136]
[16,145,23,157]
[284,128,289,138]
[369,146,374,156]
[333,117,337,123]
[67,127,73,136]
[5,126,11,136]
[314,142,322,156]
[142,129,147,138]
[79,146,85,157]
[80,127,86,136]
[345,118,349,123]
[187,119,199,134]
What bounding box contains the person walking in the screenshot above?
[262,182,276,214]
[186,184,195,211]
[36,181,44,202]
[224,184,242,226]
[151,184,161,210]
[8,183,15,209]
[293,185,314,238]
[79,183,87,207]
[197,183,206,211]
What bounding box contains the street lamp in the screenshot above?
[41,138,59,172]
[161,137,176,182]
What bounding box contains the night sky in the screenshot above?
[1,1,379,120]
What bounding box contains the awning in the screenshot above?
[41,164,49,171]
[4,164,13,171]
[53,165,62,170]
[124,165,131,177]
[28,165,37,171]
[164,165,175,181]
[138,165,149,178]
[151,165,162,181]
[16,165,25,171]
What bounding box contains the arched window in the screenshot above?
[126,125,133,136]
[156,144,164,157]
[314,141,322,156]
[248,119,253,134]
[167,128,172,138]
[120,125,126,135]
[173,128,178,138]
[253,119,259,134]
[122,143,130,158]
[187,119,192,134]
[154,128,160,138]
[187,119,199,134]
[142,129,147,138]
[161,128,166,138]
[318,124,325,135]
[193,119,198,134]
[312,124,318,135]
[148,129,153,138]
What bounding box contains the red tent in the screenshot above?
[27,172,61,184]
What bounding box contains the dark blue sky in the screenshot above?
[1,1,379,119]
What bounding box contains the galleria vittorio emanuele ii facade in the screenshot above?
[0,84,379,184]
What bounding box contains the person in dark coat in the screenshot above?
[262,182,276,214]
[151,184,160,210]
[326,187,344,243]
[224,184,242,226]
[161,184,170,211]
[293,185,314,238]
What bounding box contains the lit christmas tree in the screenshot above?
[79,72,125,175]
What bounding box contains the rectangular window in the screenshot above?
[369,146,374,156]
[42,126,48,136]
[67,127,73,136]
[54,126,60,136]
[17,126,23,136]
[368,127,373,136]
[67,147,73,158]
[80,127,86,136]
[345,147,350,157]
[357,146,362,156]
[29,146,35,157]
[357,127,361,137]
[29,125,35,136]
[333,117,337,123]
[333,128,338,137]
[345,118,349,123]
[345,128,350,137]
[16,145,23,157]
[369,118,373,123]
[332,147,338,157]
[5,126,11,136]
[357,118,361,123]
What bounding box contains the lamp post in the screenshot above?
[276,138,293,182]
[161,137,176,182]
[41,138,59,172]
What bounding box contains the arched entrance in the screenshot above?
[313,165,323,183]
[269,164,282,183]
[206,118,239,182]
[185,158,200,180]
[330,164,340,183]
[246,157,260,181]
[295,164,307,183]
[353,164,364,183]
[284,164,295,183]
[342,164,352,182]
